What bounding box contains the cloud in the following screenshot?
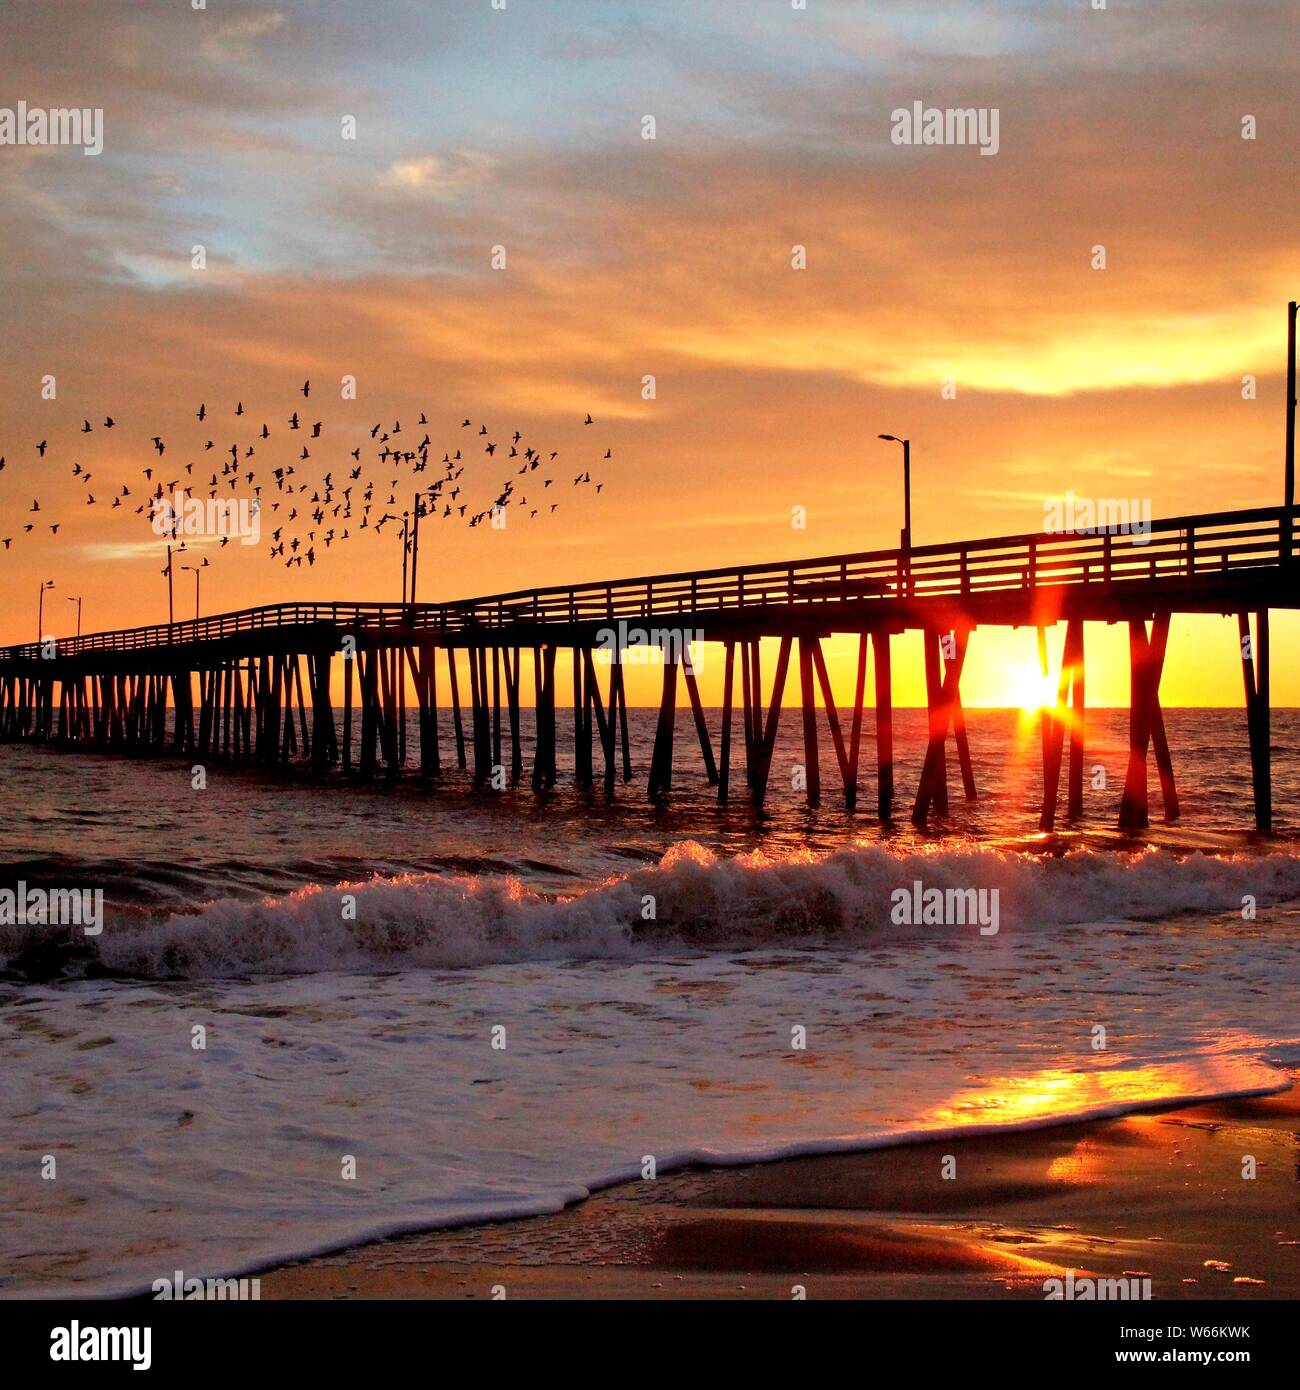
[200,12,288,63]
[381,150,497,200]
[1,0,1297,652]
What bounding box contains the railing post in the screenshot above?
[1186,527,1195,579]
[1103,531,1112,587]
[1027,539,1037,589]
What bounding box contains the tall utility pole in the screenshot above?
[878,434,912,551]
[1286,301,1297,517]
[164,543,186,624]
[37,579,54,643]
[401,510,410,604]
[67,594,82,637]
[409,492,422,606]
[181,561,207,620]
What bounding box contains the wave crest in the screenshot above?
[7,841,1298,979]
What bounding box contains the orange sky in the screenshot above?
[1,0,1297,706]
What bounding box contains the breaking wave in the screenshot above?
[7,841,1300,979]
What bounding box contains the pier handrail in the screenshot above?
[2,504,1294,661]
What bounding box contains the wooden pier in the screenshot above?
[2,505,1296,831]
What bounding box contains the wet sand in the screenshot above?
[259,1084,1300,1300]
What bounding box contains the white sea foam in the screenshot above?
[3,843,1298,1297]
[63,841,1300,977]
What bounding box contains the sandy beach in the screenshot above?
[258,1082,1300,1300]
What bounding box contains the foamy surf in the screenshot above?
[5,839,1300,1297]
[3,908,1298,1296]
[11,840,1300,978]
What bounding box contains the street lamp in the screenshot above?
[162,543,187,625]
[180,558,209,620]
[66,594,82,637]
[408,491,423,607]
[37,579,55,643]
[1285,300,1297,563]
[878,435,912,552]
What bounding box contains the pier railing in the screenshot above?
[3,505,1294,662]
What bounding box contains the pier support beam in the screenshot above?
[682,655,718,786]
[797,636,821,808]
[504,647,521,783]
[1040,618,1084,831]
[1118,613,1178,830]
[718,640,735,803]
[874,630,894,818]
[647,657,679,800]
[811,638,854,809]
[912,628,973,825]
[531,645,557,791]
[448,648,466,771]
[750,635,792,809]
[1239,610,1273,831]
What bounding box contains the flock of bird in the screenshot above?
[1,386,615,577]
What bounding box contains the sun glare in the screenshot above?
[1001,663,1057,712]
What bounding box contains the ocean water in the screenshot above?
[2,706,1299,1297]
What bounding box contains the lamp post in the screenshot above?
[878,433,912,547]
[877,434,912,552]
[180,559,208,620]
[163,543,186,625]
[1285,301,1297,562]
[408,491,422,607]
[67,594,82,637]
[37,579,55,644]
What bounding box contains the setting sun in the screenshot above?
[999,663,1058,713]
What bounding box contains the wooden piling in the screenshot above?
[750,635,792,809]
[798,636,821,808]
[682,654,718,785]
[448,648,466,770]
[1239,610,1273,831]
[647,657,679,799]
[874,630,894,818]
[718,640,735,803]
